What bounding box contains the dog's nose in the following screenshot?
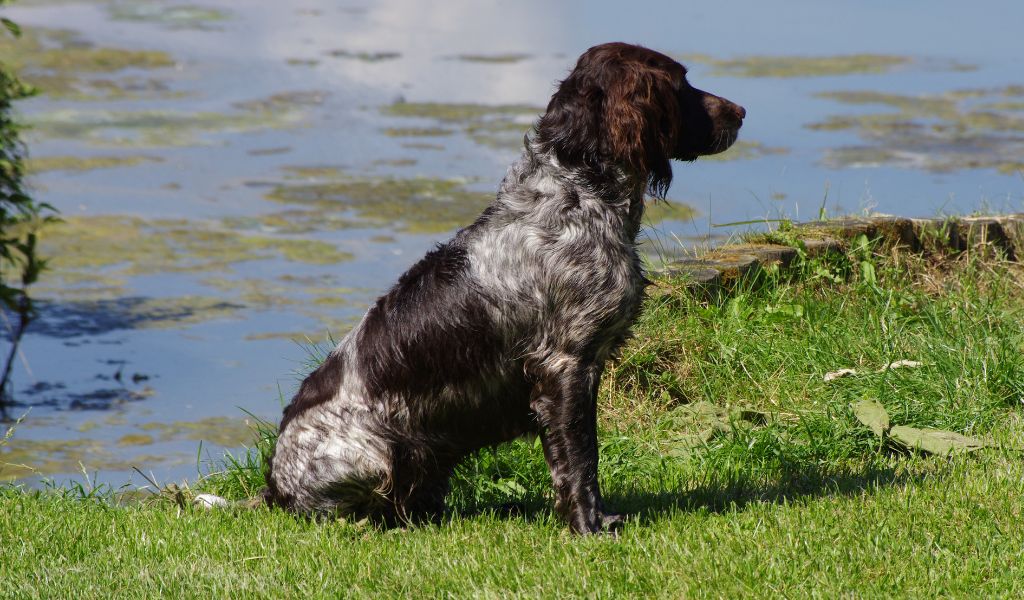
[734,104,746,120]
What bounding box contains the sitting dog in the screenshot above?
[263,42,744,534]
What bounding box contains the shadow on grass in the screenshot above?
[617,465,929,522]
[450,464,935,528]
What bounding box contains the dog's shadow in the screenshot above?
[453,464,934,527]
[617,465,931,525]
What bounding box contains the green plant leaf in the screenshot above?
[764,302,804,320]
[852,233,870,256]
[1,17,20,37]
[889,426,987,456]
[851,398,890,438]
[860,260,876,285]
[661,401,769,455]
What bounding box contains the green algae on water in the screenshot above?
[381,101,541,151]
[27,97,311,147]
[645,199,698,224]
[325,49,401,62]
[26,154,162,173]
[244,315,360,342]
[116,434,156,447]
[808,86,1024,174]
[0,437,188,481]
[200,276,363,311]
[27,212,360,334]
[0,27,175,73]
[701,140,789,162]
[371,158,418,168]
[681,53,929,78]
[37,215,354,291]
[451,53,531,64]
[107,2,231,30]
[138,416,255,447]
[0,27,176,99]
[382,127,455,138]
[401,142,445,151]
[267,170,494,234]
[28,89,323,147]
[382,101,540,122]
[220,210,364,235]
[233,90,328,112]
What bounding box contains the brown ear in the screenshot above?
[603,63,681,197]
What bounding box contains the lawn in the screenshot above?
[2,232,1023,598]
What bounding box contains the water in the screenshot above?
[2,0,1022,487]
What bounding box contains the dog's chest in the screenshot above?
[468,186,645,346]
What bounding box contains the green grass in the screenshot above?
[3,237,1024,597]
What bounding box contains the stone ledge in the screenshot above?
[657,213,1024,296]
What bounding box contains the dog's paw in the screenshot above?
[599,512,625,535]
[570,510,626,535]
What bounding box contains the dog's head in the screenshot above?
[536,42,745,197]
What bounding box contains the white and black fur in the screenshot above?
[261,43,745,534]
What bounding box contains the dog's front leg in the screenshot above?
[530,360,620,534]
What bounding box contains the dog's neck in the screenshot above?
[513,140,647,241]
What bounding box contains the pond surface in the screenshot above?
[2,0,1023,487]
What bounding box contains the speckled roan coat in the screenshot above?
[265,42,745,534]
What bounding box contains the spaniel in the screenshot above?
[262,42,745,534]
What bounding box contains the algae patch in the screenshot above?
[0,26,177,100]
[0,416,251,480]
[107,2,232,30]
[267,169,493,234]
[382,101,540,121]
[382,127,455,138]
[27,98,310,147]
[138,416,256,447]
[117,433,156,447]
[27,213,360,336]
[450,53,531,64]
[326,49,401,62]
[645,199,698,224]
[372,158,418,168]
[286,58,320,67]
[808,86,1024,174]
[40,215,353,277]
[380,101,541,151]
[28,90,324,147]
[26,154,162,173]
[266,166,699,233]
[200,276,363,311]
[30,214,354,310]
[680,53,971,78]
[701,140,789,162]
[401,142,445,151]
[0,437,186,480]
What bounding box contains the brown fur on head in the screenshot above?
[536,42,745,198]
